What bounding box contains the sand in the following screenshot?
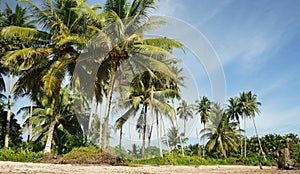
[0,161,299,174]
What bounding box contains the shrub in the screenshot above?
[60,146,116,164]
[0,148,43,162]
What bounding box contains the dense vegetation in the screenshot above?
[0,0,298,169]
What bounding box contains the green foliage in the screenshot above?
[0,110,22,148]
[128,151,275,166]
[0,148,43,162]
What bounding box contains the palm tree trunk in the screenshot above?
[119,125,122,156]
[196,127,201,157]
[244,114,247,158]
[239,122,243,156]
[129,117,132,155]
[44,84,62,154]
[147,122,153,148]
[251,116,266,160]
[87,97,96,141]
[203,123,206,158]
[184,119,186,137]
[4,72,13,148]
[141,104,148,158]
[172,99,184,156]
[99,102,103,149]
[27,99,33,142]
[161,114,170,153]
[102,61,118,150]
[156,109,163,157]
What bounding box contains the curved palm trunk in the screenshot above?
[141,104,148,158]
[4,72,13,148]
[44,84,62,154]
[251,116,266,160]
[244,114,247,158]
[161,114,170,153]
[156,109,163,157]
[102,61,118,150]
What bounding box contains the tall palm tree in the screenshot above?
[1,0,88,153]
[194,96,211,158]
[203,104,240,158]
[97,0,184,150]
[238,91,264,159]
[226,97,243,156]
[177,100,193,137]
[0,3,35,148]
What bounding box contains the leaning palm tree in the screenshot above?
[247,91,266,160]
[177,100,193,137]
[1,0,88,153]
[194,96,211,158]
[0,3,35,148]
[24,88,83,154]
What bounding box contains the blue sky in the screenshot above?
[1,0,300,146]
[153,0,300,136]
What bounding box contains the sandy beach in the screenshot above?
[0,161,299,174]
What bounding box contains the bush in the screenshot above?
[0,148,43,162]
[61,146,116,164]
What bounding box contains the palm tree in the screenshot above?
[194,96,211,158]
[163,126,188,150]
[97,0,184,150]
[177,100,193,137]
[0,3,35,148]
[226,97,243,156]
[22,88,83,154]
[114,70,177,158]
[238,91,264,159]
[1,0,88,153]
[203,104,240,158]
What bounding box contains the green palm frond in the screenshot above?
[1,26,50,43]
[142,38,185,53]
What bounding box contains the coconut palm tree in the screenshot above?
[226,97,243,156]
[194,96,211,158]
[96,0,184,150]
[0,3,36,148]
[238,91,264,159]
[22,88,84,154]
[203,104,240,158]
[177,100,193,137]
[114,69,177,158]
[163,126,188,150]
[1,0,89,153]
